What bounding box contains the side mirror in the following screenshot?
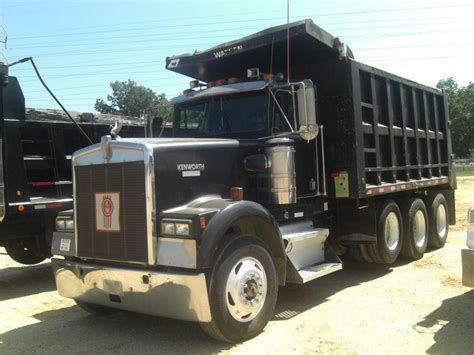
[296,80,318,141]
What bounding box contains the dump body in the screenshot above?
[166,19,454,201]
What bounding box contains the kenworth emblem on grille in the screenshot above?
[95,192,121,232]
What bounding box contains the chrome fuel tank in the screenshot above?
[265,138,296,205]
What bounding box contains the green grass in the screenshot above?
[455,170,474,177]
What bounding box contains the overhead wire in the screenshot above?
[8,3,470,41]
[7,19,470,52]
[8,3,470,111]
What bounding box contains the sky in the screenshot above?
[0,0,473,113]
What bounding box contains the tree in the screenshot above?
[437,78,474,158]
[95,80,173,121]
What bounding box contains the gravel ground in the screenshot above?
[1,179,473,354]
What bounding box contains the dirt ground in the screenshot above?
[1,180,473,354]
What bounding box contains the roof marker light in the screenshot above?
[247,68,260,79]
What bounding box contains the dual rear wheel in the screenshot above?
[350,193,448,264]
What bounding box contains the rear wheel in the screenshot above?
[349,245,373,263]
[348,245,364,262]
[426,193,449,249]
[200,238,278,343]
[368,200,403,264]
[401,198,429,260]
[5,240,46,265]
[75,300,116,315]
[360,245,374,263]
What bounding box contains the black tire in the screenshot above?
[360,245,374,263]
[426,193,449,249]
[5,240,46,265]
[367,200,403,264]
[401,198,429,260]
[349,245,373,263]
[75,300,117,315]
[200,238,278,343]
[348,245,364,262]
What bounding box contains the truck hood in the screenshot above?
[72,137,244,213]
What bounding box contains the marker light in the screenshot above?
[199,216,207,230]
[247,67,260,78]
[230,187,244,201]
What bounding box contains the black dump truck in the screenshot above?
[0,63,159,264]
[51,19,455,342]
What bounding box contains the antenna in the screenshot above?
[269,37,275,76]
[0,25,8,49]
[286,0,290,84]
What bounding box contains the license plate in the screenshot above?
[60,238,71,252]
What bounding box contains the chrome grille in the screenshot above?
[75,161,148,263]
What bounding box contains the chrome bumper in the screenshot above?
[52,258,212,322]
[461,248,474,288]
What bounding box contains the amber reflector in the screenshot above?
[230,187,244,201]
[199,216,207,230]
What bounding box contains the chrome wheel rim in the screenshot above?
[384,212,400,251]
[413,210,427,248]
[436,204,447,238]
[225,256,267,322]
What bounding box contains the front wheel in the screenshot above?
[200,238,278,343]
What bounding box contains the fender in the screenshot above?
[198,199,286,285]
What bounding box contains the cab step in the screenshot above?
[280,220,342,284]
[294,262,343,283]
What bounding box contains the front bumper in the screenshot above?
[52,258,212,322]
[461,248,474,287]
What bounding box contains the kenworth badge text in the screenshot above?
[51,20,456,342]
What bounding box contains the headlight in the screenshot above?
[175,223,190,236]
[65,219,74,231]
[56,217,74,232]
[56,218,66,231]
[161,222,176,235]
[161,219,192,237]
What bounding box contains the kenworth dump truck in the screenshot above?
[0,63,160,264]
[51,19,455,342]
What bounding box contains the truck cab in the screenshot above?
[51,73,339,342]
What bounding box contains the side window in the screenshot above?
[179,104,206,134]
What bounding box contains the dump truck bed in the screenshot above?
[166,19,453,200]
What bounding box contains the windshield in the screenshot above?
[174,93,269,139]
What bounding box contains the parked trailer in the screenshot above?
[0,64,161,264]
[51,19,455,342]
